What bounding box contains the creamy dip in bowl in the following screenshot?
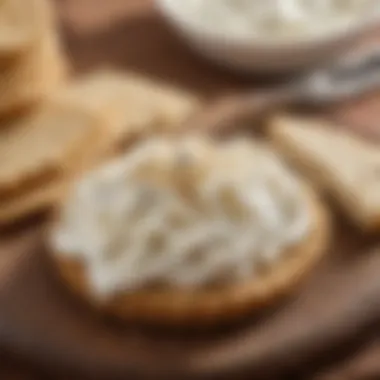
[156,0,380,74]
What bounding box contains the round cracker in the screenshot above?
[52,186,330,326]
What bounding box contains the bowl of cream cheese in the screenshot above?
[156,0,380,74]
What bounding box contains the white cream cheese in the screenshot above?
[52,137,311,298]
[168,0,380,41]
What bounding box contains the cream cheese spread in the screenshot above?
[167,0,380,41]
[52,137,311,298]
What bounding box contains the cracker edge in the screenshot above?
[268,115,379,231]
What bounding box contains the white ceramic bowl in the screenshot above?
[156,0,380,75]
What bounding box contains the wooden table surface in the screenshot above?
[2,1,380,379]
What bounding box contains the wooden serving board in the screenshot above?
[2,1,380,379]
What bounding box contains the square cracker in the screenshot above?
[269,115,380,231]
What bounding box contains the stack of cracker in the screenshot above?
[0,0,66,118]
[0,0,201,226]
[0,67,200,225]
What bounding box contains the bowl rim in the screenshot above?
[156,0,380,49]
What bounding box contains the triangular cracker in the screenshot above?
[269,115,380,230]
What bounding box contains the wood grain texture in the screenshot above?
[1,0,380,379]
